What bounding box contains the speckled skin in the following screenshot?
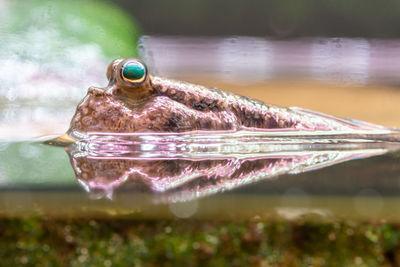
[67,58,337,137]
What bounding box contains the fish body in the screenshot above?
[66,58,398,143]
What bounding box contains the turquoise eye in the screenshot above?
[121,61,146,83]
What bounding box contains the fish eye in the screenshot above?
[120,60,147,84]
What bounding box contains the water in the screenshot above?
[3,37,400,222]
[2,127,400,221]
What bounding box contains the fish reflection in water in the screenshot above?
[65,137,399,203]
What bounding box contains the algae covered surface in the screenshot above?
[2,217,400,266]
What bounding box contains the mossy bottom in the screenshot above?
[1,218,399,266]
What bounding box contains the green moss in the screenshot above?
[2,218,400,266]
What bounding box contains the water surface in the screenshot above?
[2,128,400,221]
